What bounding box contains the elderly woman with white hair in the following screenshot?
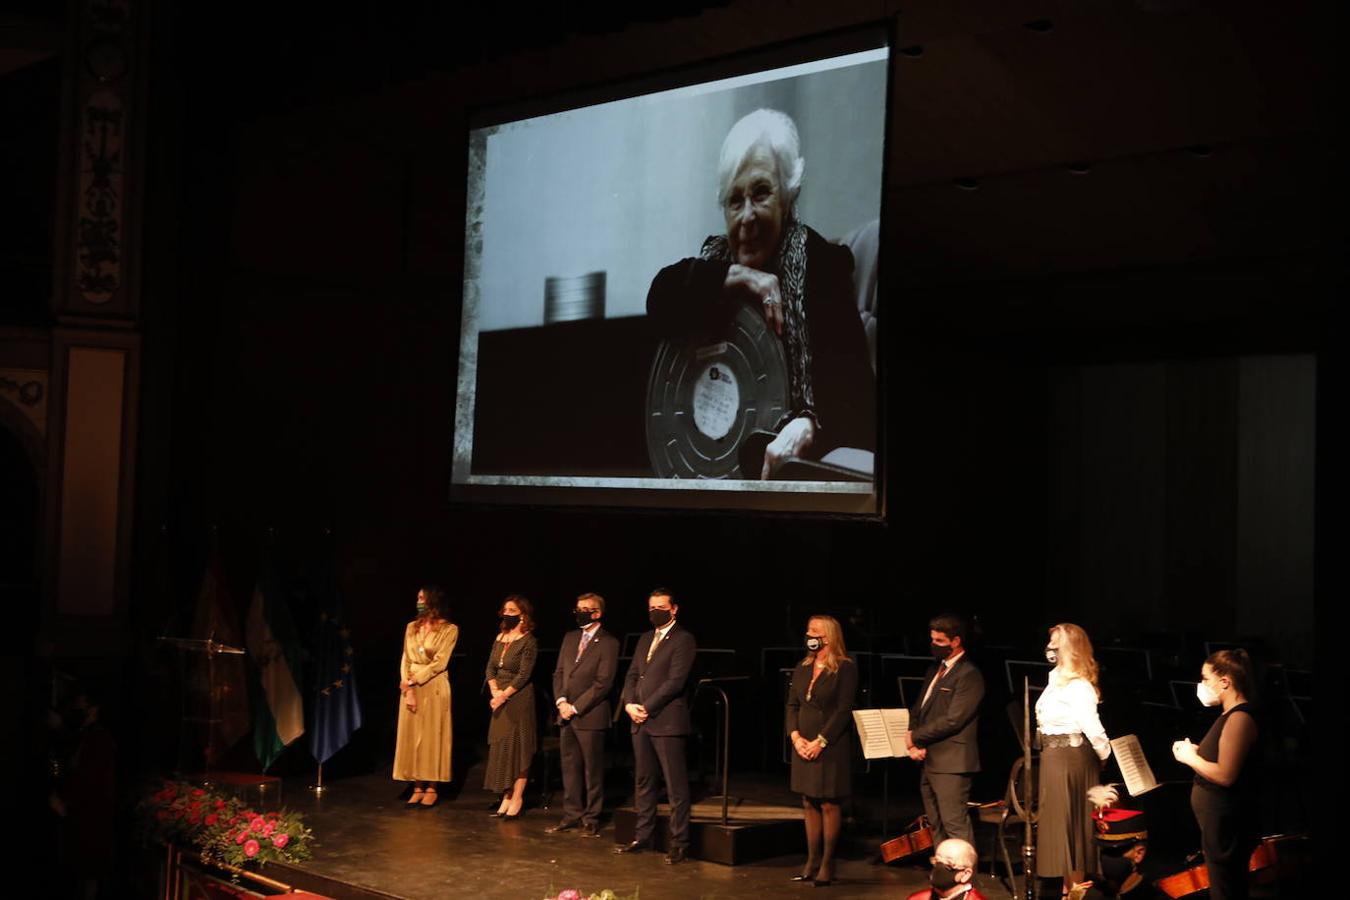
[646,108,876,477]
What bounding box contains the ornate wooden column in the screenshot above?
[45,0,148,626]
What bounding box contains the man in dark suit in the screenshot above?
[905,613,984,843]
[547,592,619,838]
[614,588,696,864]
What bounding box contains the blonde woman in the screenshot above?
[393,586,459,808]
[1035,623,1111,897]
[784,615,857,887]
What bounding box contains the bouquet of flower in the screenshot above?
[545,889,635,900]
[136,780,313,868]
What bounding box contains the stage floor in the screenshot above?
[271,772,999,900]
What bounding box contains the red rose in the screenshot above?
[236,831,248,845]
[244,839,260,859]
[214,799,226,810]
[188,800,201,810]
[271,834,289,849]
[266,811,279,818]
[191,788,205,797]
[205,814,218,826]
[249,816,267,832]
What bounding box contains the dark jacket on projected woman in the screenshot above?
[646,225,876,457]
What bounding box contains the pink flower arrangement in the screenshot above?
[137,780,312,869]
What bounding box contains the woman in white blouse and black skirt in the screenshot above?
[1035,623,1111,897]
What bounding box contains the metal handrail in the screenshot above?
[694,675,751,826]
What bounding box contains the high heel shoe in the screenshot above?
[419,790,438,808]
[789,864,819,882]
[502,800,525,820]
[406,789,425,807]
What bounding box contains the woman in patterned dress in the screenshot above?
[485,594,538,818]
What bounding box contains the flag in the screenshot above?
[246,562,305,771]
[190,539,251,759]
[309,575,362,765]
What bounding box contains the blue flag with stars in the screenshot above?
[309,583,362,765]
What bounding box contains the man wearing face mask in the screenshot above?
[905,838,988,900]
[616,588,697,864]
[548,593,619,838]
[904,613,985,843]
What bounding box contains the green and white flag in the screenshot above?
[246,567,305,770]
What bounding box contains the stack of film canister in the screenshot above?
[543,272,606,324]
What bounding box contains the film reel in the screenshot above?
[645,300,788,478]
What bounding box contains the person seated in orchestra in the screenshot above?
[484,594,538,819]
[905,838,989,900]
[785,614,857,887]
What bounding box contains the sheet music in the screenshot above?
[882,708,910,751]
[1110,734,1159,796]
[852,708,911,759]
[853,709,892,759]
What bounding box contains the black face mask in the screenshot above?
[648,608,672,627]
[930,862,961,893]
[575,610,597,628]
[931,642,953,660]
[804,636,823,652]
[500,614,521,630]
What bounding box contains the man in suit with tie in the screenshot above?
[547,592,619,838]
[905,613,984,843]
[615,588,697,864]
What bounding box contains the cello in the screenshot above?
[880,815,935,863]
[1154,835,1292,898]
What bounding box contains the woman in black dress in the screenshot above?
[1172,649,1259,900]
[785,615,857,887]
[485,595,538,819]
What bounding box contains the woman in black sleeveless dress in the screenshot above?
[785,615,857,887]
[1172,648,1259,900]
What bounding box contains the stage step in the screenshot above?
[612,797,804,866]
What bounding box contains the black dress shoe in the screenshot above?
[614,840,648,854]
[579,824,601,838]
[545,820,578,834]
[664,847,688,865]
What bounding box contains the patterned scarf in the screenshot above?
[699,218,816,427]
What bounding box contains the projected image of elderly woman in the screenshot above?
[646,109,876,478]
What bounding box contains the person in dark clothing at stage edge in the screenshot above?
[615,588,697,864]
[905,613,985,843]
[547,592,619,838]
[1171,648,1260,900]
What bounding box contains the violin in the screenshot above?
[880,815,934,864]
[1154,836,1283,898]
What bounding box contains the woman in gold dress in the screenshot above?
[393,586,459,807]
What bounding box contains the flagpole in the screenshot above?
[309,762,327,796]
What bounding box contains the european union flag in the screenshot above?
[309,585,363,765]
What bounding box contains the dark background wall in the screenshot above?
[2,0,1329,792]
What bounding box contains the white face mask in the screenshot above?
[1196,681,1221,707]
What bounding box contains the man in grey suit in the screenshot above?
[615,588,696,864]
[905,613,984,843]
[547,592,619,838]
